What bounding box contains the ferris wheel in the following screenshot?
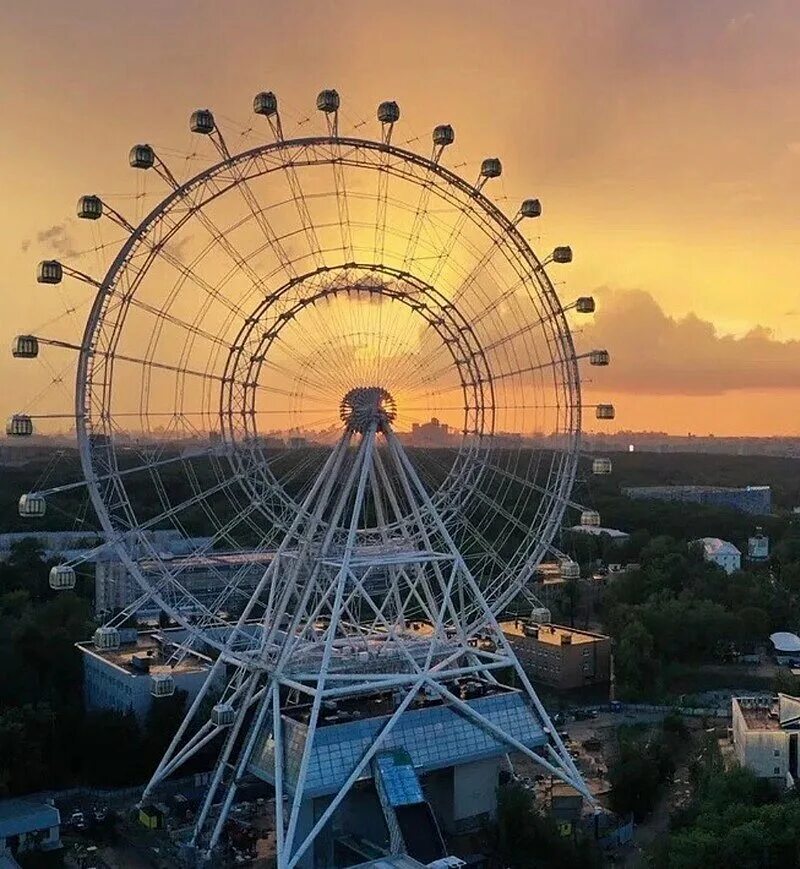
[11,89,613,864]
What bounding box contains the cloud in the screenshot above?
[20,239,30,252]
[583,289,800,396]
[35,221,78,258]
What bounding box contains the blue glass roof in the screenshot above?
[375,750,424,806]
[249,689,546,797]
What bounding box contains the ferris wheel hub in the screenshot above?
[339,386,397,433]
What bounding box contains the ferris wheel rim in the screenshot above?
[68,129,583,657]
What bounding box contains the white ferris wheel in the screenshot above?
[11,89,614,867]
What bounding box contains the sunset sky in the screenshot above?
[2,0,799,436]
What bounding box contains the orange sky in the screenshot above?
[2,0,799,437]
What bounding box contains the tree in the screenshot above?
[489,782,603,869]
[614,619,660,699]
[608,727,674,820]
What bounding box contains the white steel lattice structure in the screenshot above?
[12,90,614,866]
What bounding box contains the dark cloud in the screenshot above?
[36,222,78,258]
[584,289,800,396]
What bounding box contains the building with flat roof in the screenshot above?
[567,526,630,544]
[694,537,742,575]
[622,485,771,516]
[732,694,800,787]
[0,798,60,860]
[248,679,544,867]
[500,621,611,691]
[77,628,220,722]
[95,547,271,617]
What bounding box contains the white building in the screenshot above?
[732,694,800,787]
[568,526,630,545]
[769,632,800,665]
[78,628,221,722]
[694,537,741,574]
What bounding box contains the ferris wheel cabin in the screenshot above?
[77,195,103,220]
[253,91,278,117]
[151,673,176,698]
[12,335,39,358]
[37,259,63,284]
[520,198,542,218]
[18,494,46,518]
[432,124,455,146]
[190,109,215,134]
[49,565,77,591]
[589,349,610,366]
[580,510,601,527]
[6,414,33,437]
[316,89,340,113]
[377,100,400,123]
[129,144,155,169]
[592,457,613,475]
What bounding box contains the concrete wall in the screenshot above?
[452,758,498,831]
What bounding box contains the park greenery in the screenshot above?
[607,714,688,820]
[488,780,603,869]
[652,736,800,868]
[562,474,800,699]
[0,539,191,796]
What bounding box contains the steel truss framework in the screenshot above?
[141,418,591,866]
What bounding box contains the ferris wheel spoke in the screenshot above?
[281,158,325,269]
[328,140,354,261]
[224,157,298,282]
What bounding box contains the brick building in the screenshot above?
[500,621,611,690]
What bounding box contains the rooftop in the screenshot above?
[77,630,211,677]
[283,680,514,726]
[499,621,607,646]
[770,631,800,653]
[740,704,782,730]
[0,797,59,838]
[734,695,800,731]
[695,537,741,557]
[568,526,630,539]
